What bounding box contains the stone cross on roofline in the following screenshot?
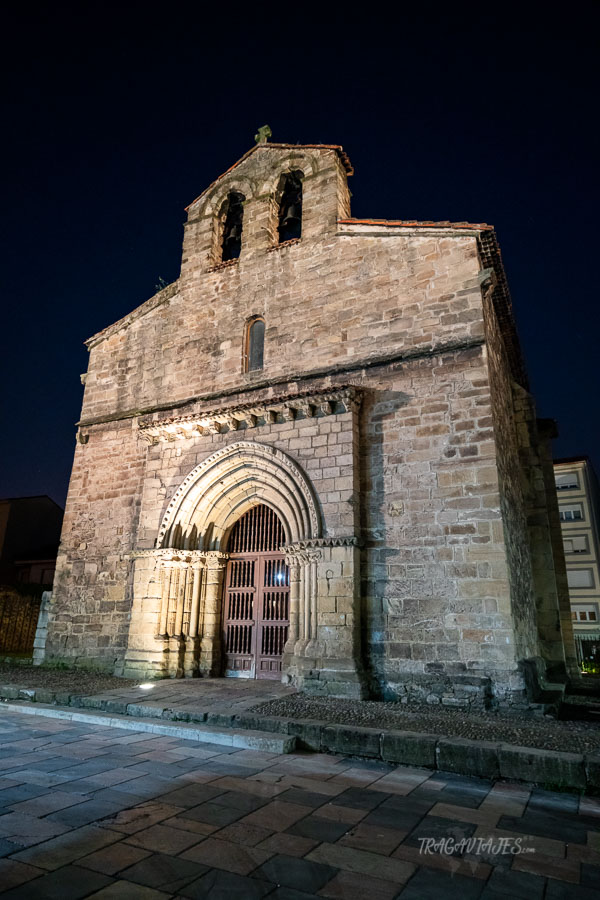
[254,124,272,144]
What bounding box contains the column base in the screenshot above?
[284,655,367,699]
[183,636,201,678]
[122,646,169,681]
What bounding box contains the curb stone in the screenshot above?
[0,702,296,753]
[0,684,597,794]
[498,744,586,790]
[436,737,502,780]
[383,730,438,768]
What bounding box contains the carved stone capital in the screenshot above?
[283,536,360,553]
[204,551,229,571]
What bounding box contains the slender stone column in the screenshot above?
[309,552,319,641]
[158,560,175,638]
[167,561,186,677]
[184,559,205,677]
[167,563,180,636]
[303,555,311,642]
[173,563,187,637]
[305,550,323,657]
[188,560,205,639]
[199,552,228,676]
[282,554,301,673]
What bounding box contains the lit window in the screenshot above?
[573,603,600,622]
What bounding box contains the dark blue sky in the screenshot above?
[1,5,597,506]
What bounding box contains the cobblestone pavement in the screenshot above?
[0,710,599,899]
[72,676,297,714]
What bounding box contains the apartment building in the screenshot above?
[555,456,600,669]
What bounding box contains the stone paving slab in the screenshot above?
[0,709,599,897]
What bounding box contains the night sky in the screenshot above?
[2,6,597,508]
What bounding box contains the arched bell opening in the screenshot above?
[221,503,290,680]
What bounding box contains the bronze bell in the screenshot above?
[282,203,300,227]
[225,224,241,242]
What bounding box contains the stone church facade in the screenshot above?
[44,137,578,707]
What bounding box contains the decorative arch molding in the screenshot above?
[156,441,321,551]
[201,176,257,217]
[257,151,319,196]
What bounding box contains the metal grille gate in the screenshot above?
[222,505,290,679]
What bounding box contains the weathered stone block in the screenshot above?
[18,688,36,701]
[584,752,600,791]
[288,718,323,751]
[498,744,586,789]
[322,724,382,758]
[0,685,20,699]
[103,700,129,715]
[437,738,501,779]
[78,696,106,710]
[205,712,236,727]
[235,714,291,735]
[125,702,164,719]
[381,730,437,767]
[54,691,72,706]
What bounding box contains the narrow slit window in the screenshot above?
[278,171,303,243]
[247,318,265,371]
[221,192,245,261]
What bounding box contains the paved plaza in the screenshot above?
[0,709,599,898]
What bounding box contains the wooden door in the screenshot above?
[222,505,289,679]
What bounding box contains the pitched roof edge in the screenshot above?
[185,143,353,211]
[338,217,494,230]
[477,230,529,390]
[84,279,180,349]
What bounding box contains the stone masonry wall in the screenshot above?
[137,404,359,549]
[47,143,556,702]
[358,341,525,707]
[480,282,539,667]
[45,420,147,670]
[510,388,569,675]
[79,148,483,429]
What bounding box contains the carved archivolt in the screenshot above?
[156,441,321,550]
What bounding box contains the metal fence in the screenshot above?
[0,588,42,654]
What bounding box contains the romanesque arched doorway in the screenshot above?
[222,504,290,679]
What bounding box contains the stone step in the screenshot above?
[0,702,297,753]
